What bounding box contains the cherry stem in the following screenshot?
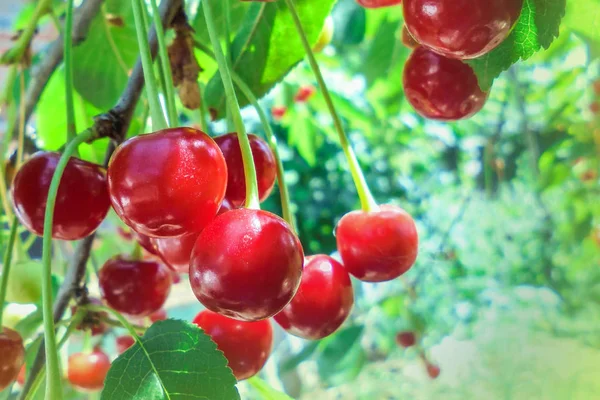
[132,0,168,131]
[64,0,76,144]
[197,82,209,133]
[41,128,94,399]
[149,0,177,126]
[283,0,378,212]
[0,216,19,330]
[203,0,260,210]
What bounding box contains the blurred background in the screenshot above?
[1,0,600,399]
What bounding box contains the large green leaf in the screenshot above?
[193,1,252,44]
[101,319,239,400]
[467,0,566,90]
[205,0,337,117]
[316,325,366,386]
[72,0,139,109]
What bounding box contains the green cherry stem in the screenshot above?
[64,0,76,143]
[149,0,178,126]
[197,82,209,133]
[203,0,260,209]
[283,0,378,212]
[41,129,94,400]
[132,0,167,131]
[0,216,19,330]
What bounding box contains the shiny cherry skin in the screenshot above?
[67,349,111,391]
[99,256,172,316]
[336,205,418,282]
[214,134,277,208]
[274,255,353,340]
[403,47,489,121]
[396,331,417,348]
[294,85,316,103]
[193,310,273,380]
[0,328,25,391]
[10,152,110,240]
[357,0,402,9]
[151,199,234,273]
[190,208,304,321]
[403,0,523,59]
[108,127,227,238]
[116,335,135,354]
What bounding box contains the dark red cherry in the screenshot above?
[190,208,304,321]
[108,127,227,238]
[274,255,353,340]
[192,310,273,380]
[0,328,25,391]
[271,106,287,121]
[214,133,277,208]
[336,205,418,282]
[294,85,316,103]
[149,308,167,323]
[426,363,441,379]
[401,25,419,49]
[67,349,111,391]
[116,335,135,354]
[10,152,110,240]
[357,0,402,9]
[71,298,108,336]
[396,331,417,348]
[403,47,489,121]
[403,0,523,59]
[99,256,172,316]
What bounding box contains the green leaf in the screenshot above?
[316,325,366,386]
[193,1,252,44]
[205,0,337,116]
[72,0,139,109]
[247,377,294,400]
[280,341,320,373]
[101,319,239,400]
[563,0,600,57]
[288,109,317,166]
[467,0,566,90]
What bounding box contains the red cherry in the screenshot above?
[426,363,441,379]
[190,208,304,321]
[0,328,25,391]
[271,106,287,121]
[336,205,418,282]
[149,308,168,323]
[71,298,109,336]
[403,0,523,59]
[403,47,489,121]
[99,256,172,316]
[10,152,110,240]
[171,270,182,284]
[274,255,353,340]
[192,310,273,380]
[401,25,419,49]
[590,102,600,114]
[396,331,417,348]
[357,0,402,9]
[67,349,111,391]
[108,127,227,238]
[214,133,277,208]
[115,335,135,354]
[294,85,316,103]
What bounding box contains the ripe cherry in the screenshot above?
[193,310,273,380]
[403,46,489,121]
[357,0,402,9]
[149,308,167,323]
[396,331,417,348]
[403,0,523,59]
[190,208,304,321]
[116,335,135,354]
[274,255,353,340]
[108,127,227,238]
[294,85,316,103]
[99,256,172,316]
[67,349,111,391]
[271,106,287,121]
[0,328,25,391]
[214,133,277,208]
[10,152,110,240]
[426,362,441,379]
[401,25,419,49]
[336,205,418,282]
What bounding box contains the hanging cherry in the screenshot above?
[403,0,523,59]
[274,255,354,340]
[99,256,172,316]
[193,310,273,380]
[10,152,110,240]
[396,331,417,348]
[0,328,25,391]
[67,349,111,391]
[116,335,135,354]
[403,46,489,121]
[190,208,304,321]
[108,127,227,238]
[336,205,418,282]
